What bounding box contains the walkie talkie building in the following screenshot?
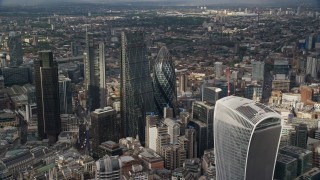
[153,46,178,118]
[120,31,154,142]
[214,96,282,180]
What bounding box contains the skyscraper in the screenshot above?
[306,56,320,79]
[192,101,214,150]
[214,62,223,79]
[84,32,106,111]
[153,46,178,118]
[91,107,119,155]
[120,31,154,142]
[59,75,72,114]
[34,51,60,144]
[8,32,23,67]
[214,96,282,180]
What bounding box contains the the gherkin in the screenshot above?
[153,46,178,118]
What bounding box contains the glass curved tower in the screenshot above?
[214,96,282,180]
[153,46,178,117]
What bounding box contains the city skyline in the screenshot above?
[1,3,320,179]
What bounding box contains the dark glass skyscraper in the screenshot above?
[120,31,154,142]
[8,32,23,67]
[84,31,106,112]
[214,96,282,180]
[34,51,60,144]
[153,46,178,118]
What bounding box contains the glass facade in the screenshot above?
[120,32,154,142]
[214,96,282,180]
[153,46,178,118]
[84,32,106,111]
[34,51,60,144]
[8,32,23,67]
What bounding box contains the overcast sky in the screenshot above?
[0,0,318,6]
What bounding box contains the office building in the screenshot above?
[59,75,72,114]
[184,128,197,159]
[244,84,263,101]
[297,6,301,15]
[160,144,186,170]
[153,46,178,118]
[252,61,264,81]
[274,153,298,180]
[60,114,78,132]
[300,168,320,180]
[214,80,234,98]
[91,107,119,154]
[306,57,320,79]
[163,118,180,145]
[214,96,282,180]
[279,146,312,176]
[295,124,308,149]
[192,101,214,150]
[214,62,223,79]
[202,86,221,104]
[34,51,60,144]
[71,42,79,57]
[274,60,290,78]
[0,75,7,110]
[0,52,7,67]
[95,155,121,180]
[0,67,32,86]
[96,141,122,158]
[120,31,154,142]
[145,115,158,151]
[187,119,207,158]
[8,32,23,67]
[179,74,188,92]
[139,149,164,170]
[84,32,106,112]
[272,79,291,93]
[300,86,313,103]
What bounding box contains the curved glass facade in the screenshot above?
[153,46,178,117]
[214,96,282,180]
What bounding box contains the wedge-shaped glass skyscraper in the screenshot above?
[153,46,178,117]
[120,32,154,142]
[214,96,282,180]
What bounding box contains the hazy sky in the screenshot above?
[0,0,318,6]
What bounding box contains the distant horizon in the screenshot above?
[0,0,319,7]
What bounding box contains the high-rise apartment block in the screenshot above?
[84,32,106,112]
[214,96,282,180]
[34,51,60,144]
[120,31,154,142]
